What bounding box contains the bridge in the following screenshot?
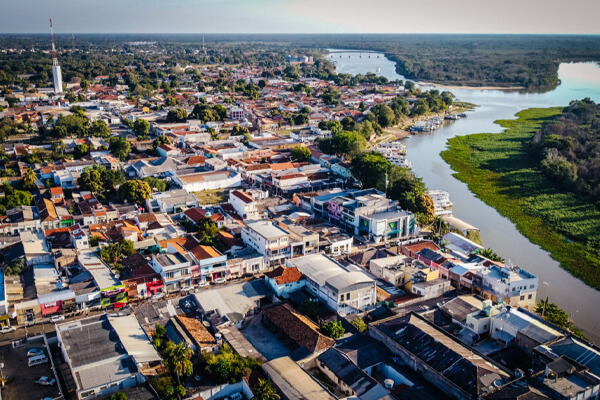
[327,50,381,58]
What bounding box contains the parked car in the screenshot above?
[213,277,226,284]
[27,348,45,357]
[35,376,56,386]
[49,315,65,323]
[151,292,165,300]
[180,286,194,293]
[198,281,209,288]
[0,326,16,334]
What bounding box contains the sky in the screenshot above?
[1,0,599,34]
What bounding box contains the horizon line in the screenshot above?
[2,32,600,36]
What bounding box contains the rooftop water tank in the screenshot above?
[384,379,394,389]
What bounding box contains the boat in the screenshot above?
[458,113,468,118]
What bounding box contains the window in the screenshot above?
[520,295,525,301]
[528,294,532,299]
[530,284,534,289]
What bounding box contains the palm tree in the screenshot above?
[252,379,280,400]
[165,342,193,385]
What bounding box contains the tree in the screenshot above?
[89,120,111,137]
[230,125,249,136]
[153,135,172,149]
[352,318,367,333]
[351,152,391,191]
[110,392,127,400]
[118,180,151,205]
[99,240,135,265]
[143,176,167,192]
[371,104,396,128]
[21,168,37,190]
[89,235,100,247]
[164,342,193,384]
[415,193,435,225]
[252,379,280,400]
[73,143,90,159]
[4,258,25,276]
[480,248,505,263]
[78,165,104,193]
[196,217,219,246]
[321,320,345,339]
[133,119,150,137]
[152,324,168,350]
[431,216,450,239]
[290,146,311,162]
[166,108,188,123]
[199,344,261,384]
[108,137,131,161]
[102,168,126,191]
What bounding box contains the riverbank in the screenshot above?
[441,107,600,291]
[417,81,526,91]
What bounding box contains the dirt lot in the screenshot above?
[240,314,289,361]
[0,339,62,400]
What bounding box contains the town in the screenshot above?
[0,30,598,400]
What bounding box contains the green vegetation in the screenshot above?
[118,179,152,205]
[193,189,228,205]
[0,184,34,215]
[536,299,586,340]
[480,248,505,263]
[143,176,168,192]
[99,240,135,272]
[441,107,600,290]
[321,320,345,339]
[290,146,311,162]
[4,258,25,276]
[252,379,280,400]
[78,165,126,194]
[351,318,367,333]
[110,392,128,400]
[198,344,261,384]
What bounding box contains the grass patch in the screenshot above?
[192,189,228,205]
[441,107,600,290]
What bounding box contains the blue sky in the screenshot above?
[1,0,599,34]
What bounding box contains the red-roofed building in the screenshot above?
[157,144,180,157]
[229,190,259,220]
[264,266,305,297]
[400,241,440,258]
[50,186,64,205]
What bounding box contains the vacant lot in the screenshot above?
[193,189,228,205]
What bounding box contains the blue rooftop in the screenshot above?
[0,270,5,302]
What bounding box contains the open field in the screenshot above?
[441,107,600,290]
[193,189,229,205]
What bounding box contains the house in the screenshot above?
[262,356,336,400]
[174,315,218,353]
[172,169,242,192]
[146,189,198,214]
[241,220,290,267]
[473,264,538,310]
[370,312,510,400]
[56,314,161,399]
[79,252,127,308]
[264,266,305,298]
[156,144,180,157]
[50,186,64,205]
[120,252,164,299]
[129,157,182,179]
[229,190,260,220]
[261,302,335,354]
[149,252,193,292]
[287,253,376,316]
[331,161,353,179]
[69,224,89,249]
[53,169,75,188]
[317,348,393,400]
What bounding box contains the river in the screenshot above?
[329,49,600,343]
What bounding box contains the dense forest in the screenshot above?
[2,34,600,91]
[531,98,600,201]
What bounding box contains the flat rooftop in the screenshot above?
[194,280,270,323]
[245,220,289,239]
[263,356,336,400]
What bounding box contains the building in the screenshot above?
[149,252,193,292]
[287,253,376,316]
[428,190,453,217]
[262,356,336,400]
[229,190,260,220]
[264,266,305,298]
[146,189,198,214]
[79,252,126,308]
[69,224,89,249]
[172,169,242,192]
[56,314,161,399]
[242,220,291,267]
[474,264,538,310]
[370,312,510,400]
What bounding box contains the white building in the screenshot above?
[149,252,193,292]
[172,169,241,192]
[476,264,538,310]
[288,253,376,316]
[69,224,89,249]
[241,220,290,267]
[228,190,260,220]
[428,190,453,217]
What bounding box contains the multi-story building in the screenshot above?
[241,220,291,267]
[473,264,538,310]
[288,253,376,316]
[149,252,193,292]
[228,190,260,220]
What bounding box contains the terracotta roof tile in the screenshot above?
[264,266,304,285]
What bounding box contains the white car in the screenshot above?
[0,326,16,334]
[49,315,65,323]
[213,277,227,284]
[35,376,56,386]
[180,286,194,293]
[151,292,165,300]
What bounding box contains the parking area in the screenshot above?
[0,338,62,400]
